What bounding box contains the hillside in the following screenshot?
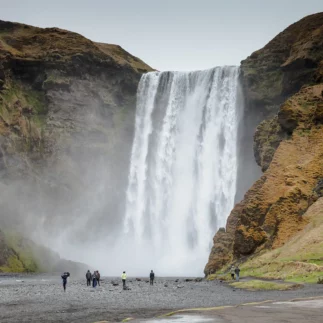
[205,12,323,281]
[0,229,88,274]
[0,20,152,272]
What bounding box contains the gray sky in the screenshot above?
[1,0,322,71]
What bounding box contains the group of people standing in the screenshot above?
[86,270,101,287]
[62,269,155,292]
[121,270,155,290]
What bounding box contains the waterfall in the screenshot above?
[124,66,241,275]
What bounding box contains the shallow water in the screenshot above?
[144,314,215,322]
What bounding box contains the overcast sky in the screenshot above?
[1,0,322,71]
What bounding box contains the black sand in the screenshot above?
[1,274,323,322]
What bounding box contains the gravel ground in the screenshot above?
[1,274,323,323]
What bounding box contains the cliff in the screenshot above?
[205,12,323,277]
[240,12,323,118]
[0,20,152,272]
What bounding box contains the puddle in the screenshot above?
[273,299,323,309]
[144,315,216,322]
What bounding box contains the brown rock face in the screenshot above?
[241,12,323,118]
[205,13,323,275]
[206,84,323,274]
[0,21,152,247]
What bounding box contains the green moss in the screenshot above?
[3,231,39,272]
[231,280,301,291]
[43,72,70,90]
[206,273,231,281]
[0,255,25,273]
[25,88,47,114]
[286,272,323,283]
[0,79,47,116]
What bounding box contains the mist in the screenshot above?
[1,62,253,277]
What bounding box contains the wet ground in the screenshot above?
[140,298,323,323]
[1,274,323,322]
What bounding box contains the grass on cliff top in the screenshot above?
[230,280,301,291]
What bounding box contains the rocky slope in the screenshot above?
[205,12,323,276]
[0,20,152,271]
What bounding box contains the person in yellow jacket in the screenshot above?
[121,271,127,289]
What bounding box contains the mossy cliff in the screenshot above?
[205,13,323,280]
[0,20,152,272]
[0,229,87,273]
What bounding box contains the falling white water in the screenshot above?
[124,67,241,276]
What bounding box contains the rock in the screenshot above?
[185,279,193,282]
[177,285,184,288]
[164,284,168,287]
[195,278,203,282]
[206,84,323,274]
[254,117,286,171]
[0,20,152,273]
[241,13,323,119]
[136,278,141,281]
[175,279,179,283]
[205,13,323,276]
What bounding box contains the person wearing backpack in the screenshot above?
[96,271,101,286]
[61,272,70,292]
[92,271,97,288]
[235,266,241,281]
[86,270,92,286]
[230,265,235,280]
[149,270,155,285]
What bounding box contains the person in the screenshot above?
[61,272,70,292]
[230,265,235,280]
[86,270,92,286]
[235,266,241,281]
[96,271,101,286]
[92,271,97,288]
[149,270,155,285]
[121,271,127,289]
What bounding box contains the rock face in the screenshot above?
[205,13,323,275]
[0,20,152,271]
[241,12,323,118]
